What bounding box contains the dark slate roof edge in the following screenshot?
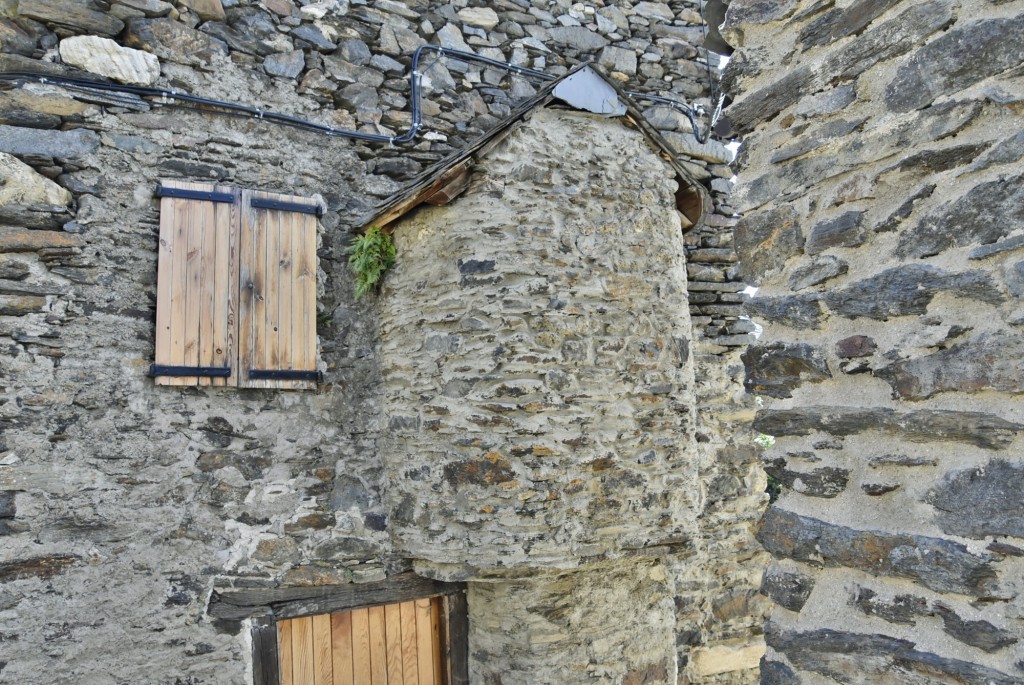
[358,62,711,231]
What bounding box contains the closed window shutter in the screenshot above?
[152,181,237,386]
[238,189,320,390]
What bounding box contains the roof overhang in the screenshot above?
[360,64,713,233]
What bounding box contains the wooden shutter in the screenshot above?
[152,182,320,390]
[277,598,445,685]
[152,180,237,386]
[238,189,320,390]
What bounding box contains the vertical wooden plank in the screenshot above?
[227,186,241,387]
[332,611,354,685]
[253,618,281,685]
[415,599,434,685]
[351,608,372,685]
[368,606,387,685]
[280,619,295,685]
[400,601,419,685]
[237,189,255,388]
[165,189,192,385]
[298,212,318,390]
[154,193,176,386]
[430,599,442,685]
[293,615,315,685]
[277,207,294,382]
[384,603,404,685]
[182,185,204,384]
[209,191,232,386]
[197,194,217,386]
[446,593,469,685]
[312,612,334,685]
[264,204,282,390]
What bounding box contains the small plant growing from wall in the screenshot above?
[347,226,396,298]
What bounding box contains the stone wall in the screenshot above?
[0,0,767,683]
[724,0,1024,681]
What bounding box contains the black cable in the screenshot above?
[0,45,713,145]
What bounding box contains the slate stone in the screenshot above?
[793,85,856,118]
[727,0,951,133]
[885,16,1024,112]
[742,342,831,398]
[799,0,901,49]
[721,0,799,47]
[125,18,229,66]
[805,211,866,254]
[889,143,991,176]
[547,26,609,51]
[873,183,934,232]
[932,603,1018,653]
[972,129,1024,172]
[927,460,1024,539]
[734,206,803,282]
[877,333,1024,400]
[0,204,72,229]
[0,554,78,581]
[18,0,124,36]
[767,626,1020,685]
[0,491,14,518]
[201,16,276,56]
[852,586,926,625]
[764,458,849,498]
[0,257,30,281]
[335,83,379,110]
[759,659,801,685]
[896,174,1024,259]
[0,18,40,56]
[264,50,304,78]
[757,508,999,596]
[971,236,1024,262]
[744,294,823,329]
[753,406,1022,449]
[770,117,866,164]
[443,453,515,487]
[789,255,848,291]
[861,482,899,496]
[0,124,99,160]
[761,565,814,612]
[825,265,1002,320]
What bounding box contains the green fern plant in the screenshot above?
[347,226,396,298]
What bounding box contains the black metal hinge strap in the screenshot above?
[151,364,232,377]
[250,197,324,217]
[156,186,236,203]
[249,369,322,382]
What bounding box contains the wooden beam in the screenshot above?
[209,572,464,622]
[252,617,281,685]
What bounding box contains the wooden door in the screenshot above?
[277,598,445,685]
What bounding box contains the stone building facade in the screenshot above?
[724,0,1024,681]
[0,1,767,684]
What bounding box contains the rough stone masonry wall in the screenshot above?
[723,0,1024,681]
[0,0,766,683]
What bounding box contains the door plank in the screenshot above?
[430,598,442,685]
[352,608,372,685]
[368,605,387,685]
[384,602,404,685]
[279,619,295,685]
[293,615,315,685]
[331,610,354,685]
[415,599,435,685]
[165,190,191,385]
[312,611,334,685]
[400,600,419,685]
